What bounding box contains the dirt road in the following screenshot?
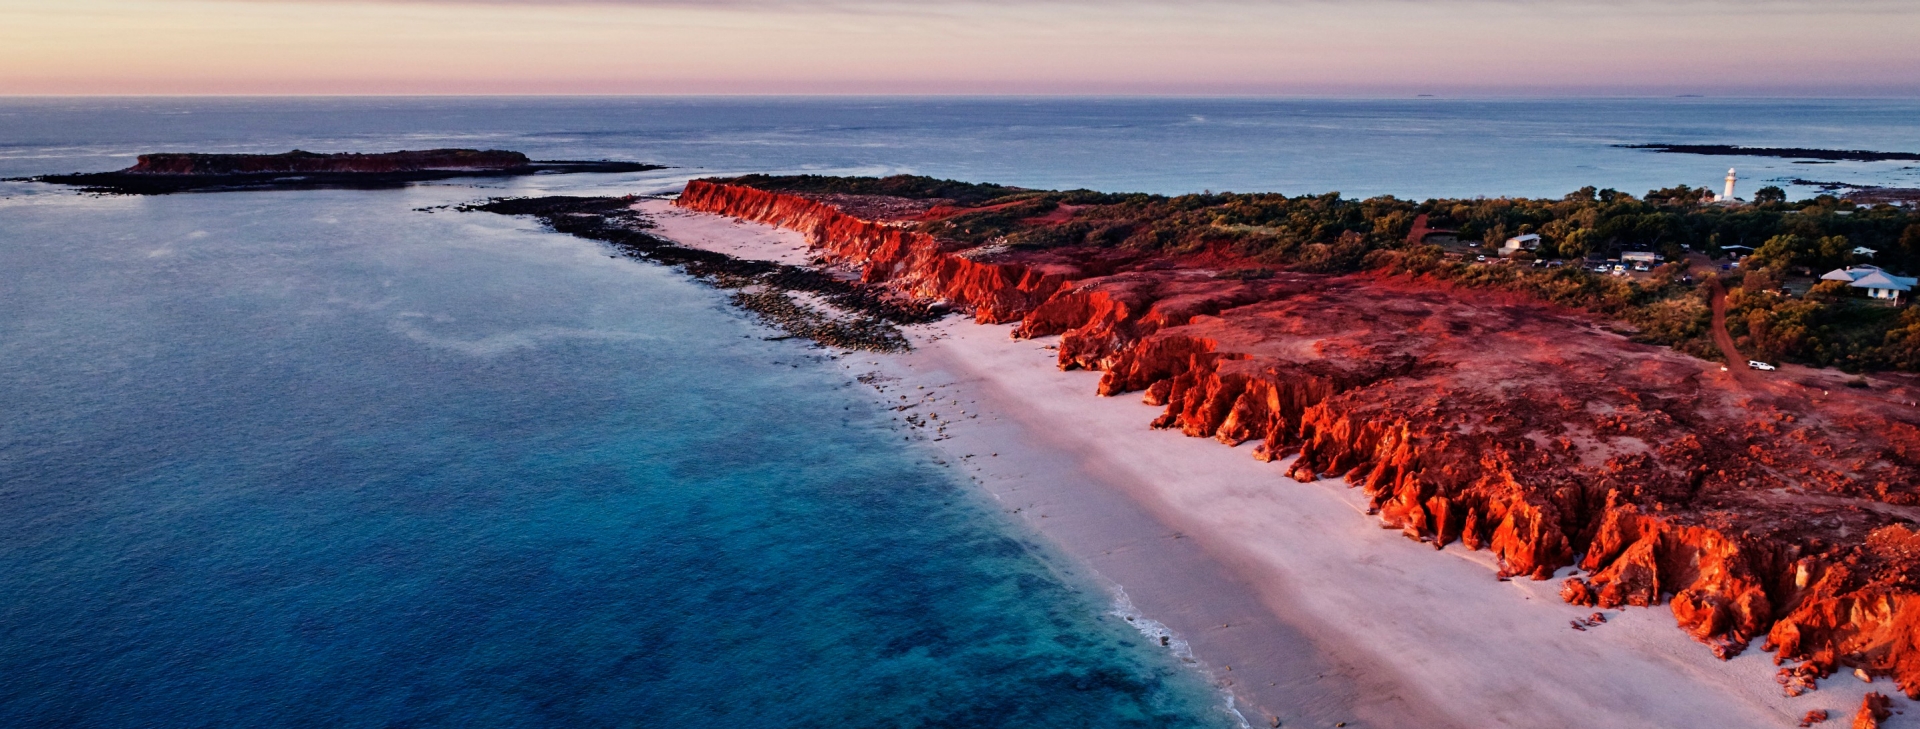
[1708,279,1757,387]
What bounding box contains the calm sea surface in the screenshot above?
[3,97,1919,199]
[2,97,1917,728]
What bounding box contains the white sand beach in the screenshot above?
[645,200,1914,729]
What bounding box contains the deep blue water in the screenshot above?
[3,96,1919,199]
[0,183,1234,727]
[3,97,1918,728]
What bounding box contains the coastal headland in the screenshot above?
[16,149,663,194]
[575,175,1920,727]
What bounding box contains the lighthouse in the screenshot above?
[1723,168,1737,202]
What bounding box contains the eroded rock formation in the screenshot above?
[676,179,1920,699]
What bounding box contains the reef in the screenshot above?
[17,149,663,194]
[1619,144,1920,163]
[1788,179,1920,207]
[675,177,1920,699]
[462,195,941,352]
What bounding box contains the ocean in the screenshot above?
[5,96,1919,199]
[2,97,1916,728]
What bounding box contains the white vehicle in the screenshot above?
[1748,360,1777,371]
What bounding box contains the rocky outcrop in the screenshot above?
[1854,692,1892,729]
[677,178,1920,701]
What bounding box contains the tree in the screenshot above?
[1808,279,1853,300]
[1816,235,1855,270]
[1646,185,1709,207]
[1559,228,1600,259]
[1753,186,1787,205]
[1746,234,1805,271]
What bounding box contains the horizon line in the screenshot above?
[6,91,1920,100]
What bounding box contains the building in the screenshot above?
[1501,234,1541,255]
[1821,264,1918,303]
[1621,251,1661,263]
[1854,247,1878,259]
[1709,169,1739,203]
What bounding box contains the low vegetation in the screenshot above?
[738,175,1920,371]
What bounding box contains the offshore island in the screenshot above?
[29,152,1920,727]
[15,148,661,194]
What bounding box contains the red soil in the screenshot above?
[676,180,1920,698]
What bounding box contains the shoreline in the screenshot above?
[644,199,1913,728]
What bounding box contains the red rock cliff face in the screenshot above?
[676,180,1920,698]
[678,180,1077,323]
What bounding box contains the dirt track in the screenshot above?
[1708,278,1759,388]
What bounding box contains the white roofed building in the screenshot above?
[1501,234,1541,255]
[1821,264,1917,303]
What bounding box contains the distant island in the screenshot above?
[15,149,663,194]
[1620,143,1920,163]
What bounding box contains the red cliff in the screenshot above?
[679,180,1079,323]
[675,179,1920,699]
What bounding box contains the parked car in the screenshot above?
[1748,360,1777,371]
[1633,262,1651,272]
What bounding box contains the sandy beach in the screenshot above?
[643,199,1914,728]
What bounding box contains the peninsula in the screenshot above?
[18,149,663,194]
[478,174,1920,726]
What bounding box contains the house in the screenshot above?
[1720,244,1756,259]
[1821,264,1918,303]
[1501,234,1541,255]
[1621,251,1661,263]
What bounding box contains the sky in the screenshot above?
[1,0,1917,96]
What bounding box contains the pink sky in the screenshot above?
[2,0,1917,96]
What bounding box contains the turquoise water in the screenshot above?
[0,184,1234,727]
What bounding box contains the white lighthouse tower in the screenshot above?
[1722,168,1738,203]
